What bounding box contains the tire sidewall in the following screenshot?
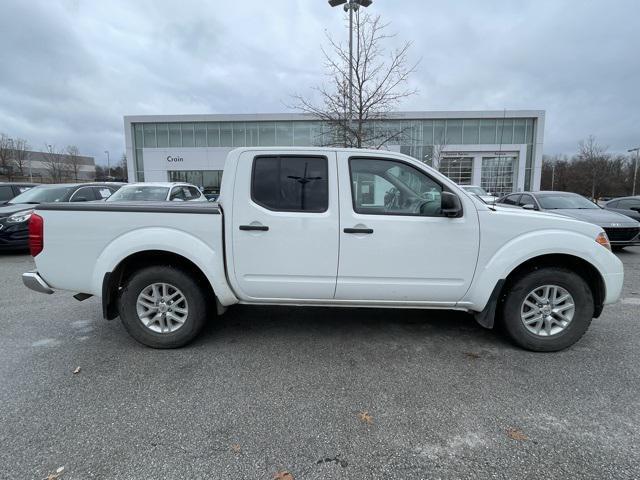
[119,266,207,348]
[502,268,594,352]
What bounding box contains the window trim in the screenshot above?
[348,156,454,218]
[250,154,330,213]
[69,186,96,202]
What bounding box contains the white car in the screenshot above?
[23,147,623,352]
[106,182,207,202]
[461,185,499,204]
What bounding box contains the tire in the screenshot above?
[501,267,594,352]
[118,265,208,348]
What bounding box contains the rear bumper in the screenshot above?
[22,271,54,295]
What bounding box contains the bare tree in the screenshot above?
[64,145,83,181]
[0,133,15,180]
[12,138,30,178]
[577,135,610,200]
[292,12,418,148]
[43,144,69,182]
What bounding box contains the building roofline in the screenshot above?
[124,110,545,124]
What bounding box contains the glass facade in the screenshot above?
[131,116,539,192]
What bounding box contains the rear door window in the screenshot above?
[70,186,97,202]
[501,194,520,206]
[251,155,328,212]
[0,185,13,201]
[518,194,535,207]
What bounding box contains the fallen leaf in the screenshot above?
[273,470,294,480]
[506,428,528,441]
[231,443,241,453]
[45,466,65,480]
[464,352,481,359]
[358,411,373,424]
[72,367,81,375]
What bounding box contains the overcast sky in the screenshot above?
[1,0,639,164]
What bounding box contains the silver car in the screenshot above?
[496,191,640,250]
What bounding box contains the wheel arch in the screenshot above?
[475,253,605,328]
[102,250,217,320]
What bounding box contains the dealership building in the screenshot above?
[124,110,544,196]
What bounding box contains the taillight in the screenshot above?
[28,213,44,257]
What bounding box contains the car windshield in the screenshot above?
[107,186,169,202]
[464,186,488,196]
[8,185,75,204]
[538,194,599,209]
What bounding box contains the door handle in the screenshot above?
[239,225,269,231]
[344,227,373,234]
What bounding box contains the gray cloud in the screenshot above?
[0,0,638,164]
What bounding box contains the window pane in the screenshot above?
[143,124,156,148]
[134,124,143,148]
[246,122,259,146]
[293,123,311,146]
[258,123,276,146]
[0,186,14,201]
[525,119,534,144]
[446,120,462,144]
[434,120,445,145]
[276,123,294,146]
[195,124,207,147]
[422,120,433,145]
[349,158,443,216]
[438,157,473,184]
[156,124,169,147]
[220,123,233,147]
[462,120,479,144]
[513,119,526,143]
[481,156,515,197]
[182,123,195,147]
[252,156,328,212]
[480,119,496,144]
[169,124,181,147]
[497,119,514,144]
[207,123,220,147]
[233,123,246,147]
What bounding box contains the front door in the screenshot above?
[335,153,480,304]
[231,150,339,300]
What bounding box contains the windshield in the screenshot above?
[463,186,488,196]
[107,185,169,202]
[9,185,75,204]
[538,194,599,209]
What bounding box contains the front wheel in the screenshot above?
[501,267,594,352]
[118,266,208,348]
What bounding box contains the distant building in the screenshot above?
[124,110,544,196]
[0,150,96,182]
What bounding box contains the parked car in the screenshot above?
[0,182,37,205]
[106,182,207,202]
[0,183,120,251]
[23,148,623,352]
[460,185,499,204]
[495,191,640,250]
[603,196,640,222]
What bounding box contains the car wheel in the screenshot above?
[501,267,594,352]
[118,266,208,348]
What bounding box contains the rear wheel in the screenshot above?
[501,267,594,352]
[118,266,208,348]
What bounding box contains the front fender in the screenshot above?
[90,227,237,305]
[461,229,622,311]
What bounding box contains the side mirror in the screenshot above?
[71,196,87,202]
[522,203,537,210]
[441,191,463,217]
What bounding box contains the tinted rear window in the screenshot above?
[251,156,328,212]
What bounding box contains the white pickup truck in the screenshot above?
[23,147,624,351]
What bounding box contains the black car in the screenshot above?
[496,191,640,249]
[603,196,640,222]
[0,182,37,205]
[0,183,121,251]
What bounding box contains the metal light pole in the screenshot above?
[551,163,556,190]
[104,150,110,180]
[328,0,372,145]
[628,147,639,196]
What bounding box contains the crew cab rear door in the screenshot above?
[335,152,480,304]
[231,150,339,300]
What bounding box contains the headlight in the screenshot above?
[595,231,611,251]
[7,209,34,223]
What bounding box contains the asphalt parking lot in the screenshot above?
[1,251,639,479]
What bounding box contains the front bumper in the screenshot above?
[0,221,29,250]
[22,271,54,295]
